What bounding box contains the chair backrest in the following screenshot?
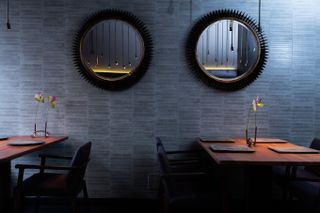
[156,137,171,174]
[310,138,320,150]
[67,141,92,191]
[156,137,164,152]
[305,138,320,176]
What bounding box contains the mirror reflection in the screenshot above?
[196,19,259,81]
[81,20,145,81]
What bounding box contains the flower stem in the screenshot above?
[254,111,257,128]
[246,108,252,130]
[34,102,39,124]
[45,104,50,123]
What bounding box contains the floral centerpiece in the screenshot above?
[245,96,264,146]
[33,92,45,137]
[44,96,57,136]
[32,93,57,137]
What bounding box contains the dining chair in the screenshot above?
[13,141,92,213]
[156,137,221,213]
[272,138,320,200]
[156,137,206,172]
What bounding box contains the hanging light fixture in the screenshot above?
[220,23,223,65]
[206,26,210,55]
[201,34,204,65]
[6,0,11,29]
[258,0,262,32]
[230,21,234,52]
[229,21,233,31]
[245,30,249,67]
[88,30,93,66]
[239,26,243,64]
[189,0,192,24]
[95,27,99,67]
[127,25,132,67]
[134,34,138,59]
[115,21,119,66]
[215,23,218,63]
[226,21,229,62]
[108,22,111,68]
[122,23,126,69]
[100,23,104,63]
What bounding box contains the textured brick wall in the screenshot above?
[0,0,318,198]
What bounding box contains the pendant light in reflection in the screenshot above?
[201,34,205,65]
[206,26,210,65]
[100,23,104,64]
[122,23,126,69]
[230,20,234,52]
[134,35,138,59]
[114,21,119,66]
[245,30,249,67]
[128,25,132,67]
[220,23,223,65]
[239,25,243,64]
[88,30,94,66]
[95,26,99,67]
[108,22,111,68]
[215,23,218,63]
[6,0,11,29]
[226,21,229,63]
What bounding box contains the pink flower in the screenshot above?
[48,96,57,108]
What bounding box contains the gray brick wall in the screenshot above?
[0,0,318,198]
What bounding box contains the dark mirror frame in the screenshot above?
[73,9,153,90]
[186,9,268,91]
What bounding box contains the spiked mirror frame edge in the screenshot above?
[185,9,268,91]
[72,9,153,90]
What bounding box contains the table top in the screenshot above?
[197,138,320,166]
[0,136,68,162]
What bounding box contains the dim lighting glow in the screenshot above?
[203,66,237,71]
[92,68,131,74]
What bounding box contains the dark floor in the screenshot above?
[20,197,304,213]
[22,198,157,213]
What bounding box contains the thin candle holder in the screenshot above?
[246,96,263,147]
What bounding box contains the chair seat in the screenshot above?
[273,166,319,186]
[288,180,320,203]
[22,173,70,196]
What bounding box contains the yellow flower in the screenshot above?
[252,96,264,112]
[35,92,44,103]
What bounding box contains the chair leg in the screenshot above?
[83,181,89,198]
[82,181,90,213]
[13,188,23,213]
[70,197,77,213]
[34,196,40,213]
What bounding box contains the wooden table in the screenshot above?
[0,136,68,213]
[198,138,320,166]
[197,138,320,213]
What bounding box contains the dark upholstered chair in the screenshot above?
[14,141,92,213]
[156,137,207,173]
[273,138,320,204]
[284,138,320,213]
[156,137,221,213]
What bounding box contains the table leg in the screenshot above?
[245,166,272,213]
[216,167,230,213]
[0,161,11,213]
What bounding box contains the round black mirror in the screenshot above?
[73,9,153,90]
[186,10,268,91]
